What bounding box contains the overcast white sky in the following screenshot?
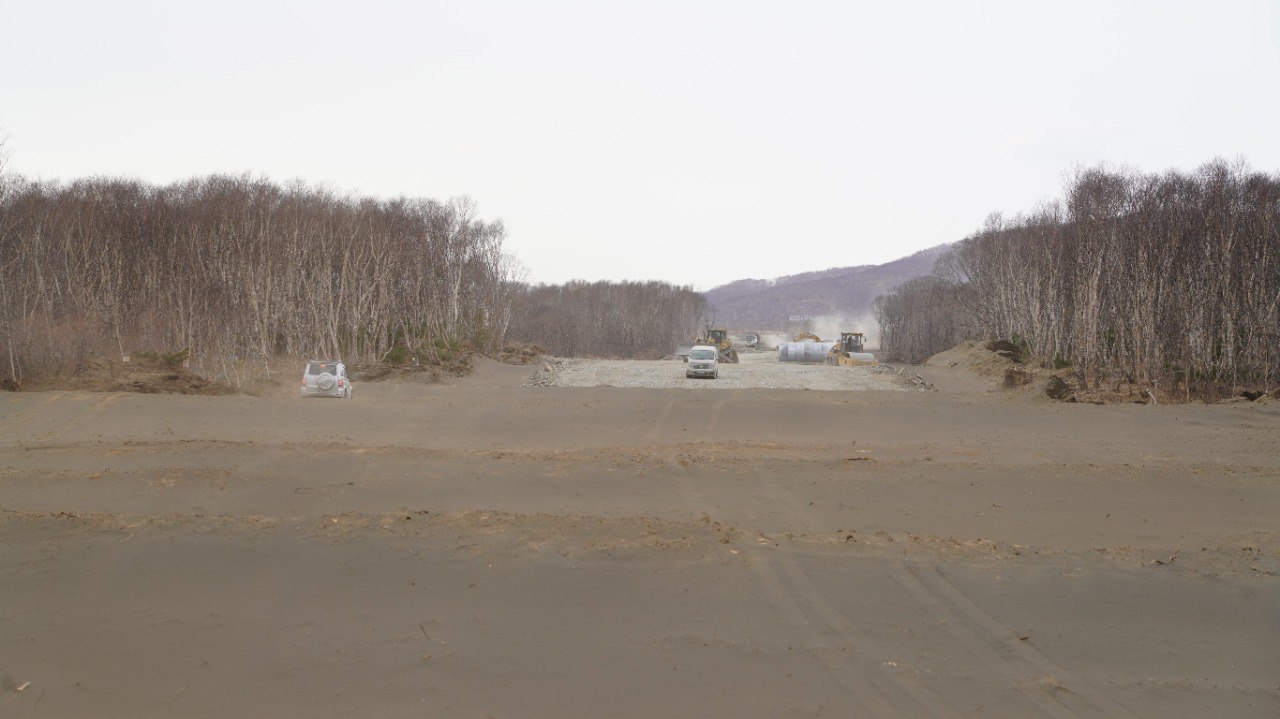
[2,1,1278,288]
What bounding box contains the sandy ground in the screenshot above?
[1,355,1278,717]
[529,351,905,391]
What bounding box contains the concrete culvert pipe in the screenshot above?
[777,341,836,362]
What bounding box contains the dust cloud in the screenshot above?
[806,313,880,349]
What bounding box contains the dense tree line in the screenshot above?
[876,160,1280,394]
[506,280,705,358]
[0,172,516,383]
[873,276,975,363]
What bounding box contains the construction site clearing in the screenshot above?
[677,328,877,368]
[1,343,1277,718]
[528,352,908,391]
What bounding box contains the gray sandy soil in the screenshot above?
[1,357,1278,717]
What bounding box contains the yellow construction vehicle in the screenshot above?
[826,332,877,366]
[697,327,739,363]
[794,332,822,342]
[678,326,739,363]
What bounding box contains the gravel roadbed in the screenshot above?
[525,353,906,391]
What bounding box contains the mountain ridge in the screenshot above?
[705,244,950,329]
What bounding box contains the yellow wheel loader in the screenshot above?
[677,326,739,363]
[826,332,877,366]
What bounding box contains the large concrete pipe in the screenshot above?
[777,341,836,362]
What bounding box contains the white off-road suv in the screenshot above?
[301,360,354,399]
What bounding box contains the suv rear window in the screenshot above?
[308,362,337,375]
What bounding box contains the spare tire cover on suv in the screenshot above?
[317,373,336,390]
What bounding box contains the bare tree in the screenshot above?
[0,174,520,384]
[877,159,1280,396]
[506,280,706,359]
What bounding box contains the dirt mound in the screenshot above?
[351,351,474,383]
[923,341,1015,380]
[1003,366,1031,388]
[56,355,233,395]
[353,364,441,383]
[921,342,1161,404]
[493,341,546,365]
[923,341,1067,400]
[1250,391,1280,412]
[926,341,1280,406]
[1224,388,1280,411]
[985,339,1026,362]
[872,363,936,391]
[1044,375,1073,400]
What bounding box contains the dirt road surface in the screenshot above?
[2,357,1278,717]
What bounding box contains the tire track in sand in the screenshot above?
[655,396,920,717]
[641,394,677,444]
[742,548,905,717]
[35,393,122,443]
[0,392,68,435]
[702,396,726,440]
[740,469,960,718]
[755,462,1139,718]
[890,562,1140,718]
